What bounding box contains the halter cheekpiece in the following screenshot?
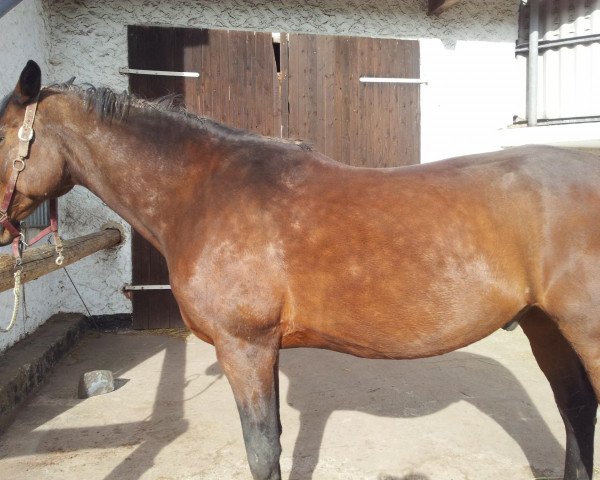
[0,92,64,332]
[0,92,63,263]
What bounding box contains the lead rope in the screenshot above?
[4,269,22,332]
[1,230,64,332]
[1,241,23,332]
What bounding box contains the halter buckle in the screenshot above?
[17,125,34,143]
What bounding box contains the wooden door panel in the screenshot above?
[179,29,281,136]
[287,34,420,167]
[128,25,192,329]
[128,27,420,329]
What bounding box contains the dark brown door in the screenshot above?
[284,34,420,167]
[128,26,420,329]
[127,25,280,329]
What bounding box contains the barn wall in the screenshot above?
[0,0,56,351]
[44,0,520,160]
[0,0,50,90]
[46,0,520,319]
[2,0,521,349]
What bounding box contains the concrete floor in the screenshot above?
[0,327,598,480]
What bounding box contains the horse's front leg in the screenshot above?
[215,330,282,480]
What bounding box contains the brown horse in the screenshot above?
[1,60,599,480]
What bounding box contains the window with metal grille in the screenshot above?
[516,0,600,125]
[24,200,50,228]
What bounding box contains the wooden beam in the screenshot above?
[0,229,122,293]
[428,0,463,15]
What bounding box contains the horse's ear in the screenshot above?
[14,60,42,105]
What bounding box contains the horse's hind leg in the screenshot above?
[521,307,597,480]
[214,332,282,480]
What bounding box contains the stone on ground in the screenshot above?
[77,370,114,398]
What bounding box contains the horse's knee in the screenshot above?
[235,401,282,480]
[245,438,281,480]
[215,334,282,480]
[237,400,282,480]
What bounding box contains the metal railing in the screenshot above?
[517,0,600,124]
[24,201,50,229]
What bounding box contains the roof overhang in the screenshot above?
[1,0,462,20]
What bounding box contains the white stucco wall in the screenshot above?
[44,0,520,162]
[2,0,521,351]
[0,0,50,92]
[0,0,56,351]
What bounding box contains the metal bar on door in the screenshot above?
[119,68,200,78]
[360,77,428,85]
[123,285,172,291]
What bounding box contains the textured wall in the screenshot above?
[44,0,520,164]
[44,0,519,88]
[2,0,521,351]
[0,0,55,351]
[0,0,50,91]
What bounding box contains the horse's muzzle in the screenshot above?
[0,222,18,246]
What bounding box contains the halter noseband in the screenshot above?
[0,92,63,264]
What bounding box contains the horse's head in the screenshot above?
[0,61,74,246]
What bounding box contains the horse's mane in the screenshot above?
[45,82,312,150]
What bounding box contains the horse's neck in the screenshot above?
[67,114,213,255]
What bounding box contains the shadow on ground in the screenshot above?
[0,331,190,479]
[205,347,564,480]
[0,331,563,480]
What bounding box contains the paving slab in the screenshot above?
[0,327,598,480]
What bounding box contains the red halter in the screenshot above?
[0,93,62,264]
